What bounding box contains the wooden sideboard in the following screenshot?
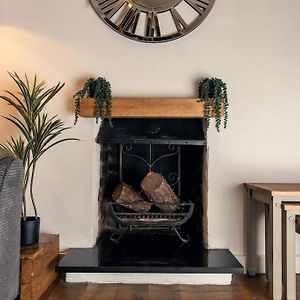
[20,234,59,300]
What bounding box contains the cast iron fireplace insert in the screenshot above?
[97,118,207,246]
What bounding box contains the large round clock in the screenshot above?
[90,0,215,43]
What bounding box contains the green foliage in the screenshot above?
[198,77,229,132]
[73,77,112,126]
[0,72,78,219]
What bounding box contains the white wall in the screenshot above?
[1,0,300,264]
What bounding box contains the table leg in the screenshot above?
[265,204,270,280]
[282,210,296,300]
[246,188,257,276]
[270,199,283,300]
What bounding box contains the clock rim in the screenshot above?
[90,0,216,43]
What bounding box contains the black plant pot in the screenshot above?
[21,217,40,246]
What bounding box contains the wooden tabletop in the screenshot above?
[282,203,300,211]
[21,233,59,259]
[244,183,300,197]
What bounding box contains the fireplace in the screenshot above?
[97,118,207,247]
[57,100,243,284]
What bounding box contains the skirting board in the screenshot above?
[236,255,300,274]
[66,273,232,285]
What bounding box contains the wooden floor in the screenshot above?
[40,274,287,300]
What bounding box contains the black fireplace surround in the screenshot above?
[57,118,243,274]
[98,118,206,244]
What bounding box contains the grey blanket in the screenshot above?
[0,158,23,300]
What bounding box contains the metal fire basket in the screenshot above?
[109,201,194,243]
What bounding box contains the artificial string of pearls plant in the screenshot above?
[198,77,229,132]
[74,77,112,126]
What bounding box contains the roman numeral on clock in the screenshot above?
[118,6,140,33]
[184,0,209,15]
[97,0,125,19]
[145,12,161,37]
[170,8,187,31]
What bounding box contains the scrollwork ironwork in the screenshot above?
[168,172,180,187]
[120,143,181,195]
[122,144,179,172]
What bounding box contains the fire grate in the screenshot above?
[108,201,194,243]
[106,141,197,243]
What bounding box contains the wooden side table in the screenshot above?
[244,183,300,300]
[20,233,59,300]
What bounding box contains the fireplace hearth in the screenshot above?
[57,113,243,283]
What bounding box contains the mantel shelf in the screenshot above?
[79,98,223,119]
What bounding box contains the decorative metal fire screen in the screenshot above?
[120,143,181,195]
[109,143,194,243]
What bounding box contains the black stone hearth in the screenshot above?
[57,231,243,274]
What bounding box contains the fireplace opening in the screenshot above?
[97,118,207,254]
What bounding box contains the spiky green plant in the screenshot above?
[73,77,112,126]
[198,77,229,132]
[0,72,78,220]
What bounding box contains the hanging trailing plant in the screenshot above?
[74,77,112,126]
[198,77,229,132]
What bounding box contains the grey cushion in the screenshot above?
[0,157,23,300]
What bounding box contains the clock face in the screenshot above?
[90,0,215,43]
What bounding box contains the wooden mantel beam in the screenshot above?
[79,98,222,119]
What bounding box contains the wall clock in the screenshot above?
[90,0,215,43]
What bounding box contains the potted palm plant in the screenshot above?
[0,72,78,246]
[74,77,112,126]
